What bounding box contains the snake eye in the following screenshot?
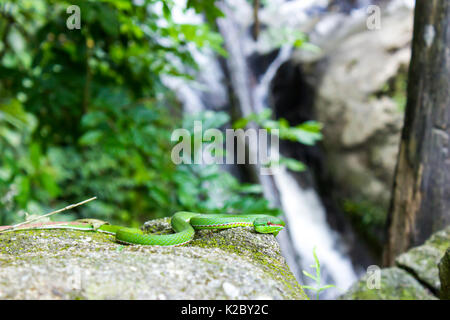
[267,221,284,227]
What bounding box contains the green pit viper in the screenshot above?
[0,212,285,246]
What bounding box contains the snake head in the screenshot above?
[254,216,285,235]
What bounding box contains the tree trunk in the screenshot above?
[383,0,450,266]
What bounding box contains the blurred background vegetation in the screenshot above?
[0,0,287,226]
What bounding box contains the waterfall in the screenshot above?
[273,167,357,294]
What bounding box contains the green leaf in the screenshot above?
[40,172,60,197]
[98,6,120,37]
[279,127,322,145]
[236,184,263,194]
[15,176,30,207]
[79,130,104,146]
[0,99,29,128]
[279,157,306,172]
[302,270,317,281]
[313,246,320,269]
[300,285,317,291]
[81,111,108,128]
[232,118,249,129]
[29,143,41,170]
[317,285,336,293]
[256,108,272,121]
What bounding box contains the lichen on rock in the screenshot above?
[0,218,306,300]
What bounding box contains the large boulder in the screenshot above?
[395,226,450,293]
[0,218,305,300]
[340,227,450,300]
[339,267,437,300]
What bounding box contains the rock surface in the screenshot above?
[395,226,450,292]
[313,4,412,207]
[339,267,437,300]
[340,227,449,300]
[285,2,414,251]
[0,218,306,300]
[439,248,450,300]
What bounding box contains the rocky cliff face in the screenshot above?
[0,218,305,300]
[273,3,415,254]
[313,6,412,210]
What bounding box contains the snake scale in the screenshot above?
[0,212,285,246]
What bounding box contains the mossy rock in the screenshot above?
[395,226,450,292]
[438,248,450,300]
[339,267,437,300]
[0,218,306,300]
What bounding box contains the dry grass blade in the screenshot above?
[0,197,97,234]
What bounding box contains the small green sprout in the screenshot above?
[301,247,336,300]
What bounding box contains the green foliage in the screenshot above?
[342,198,387,254]
[276,156,306,172]
[342,199,387,227]
[0,98,61,224]
[301,247,336,300]
[266,26,320,52]
[234,108,322,146]
[234,108,322,172]
[186,0,224,23]
[0,0,280,226]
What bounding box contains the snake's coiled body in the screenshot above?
[0,212,285,246]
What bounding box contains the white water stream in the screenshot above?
[273,167,357,293]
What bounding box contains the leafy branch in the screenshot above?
[233,108,323,172]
